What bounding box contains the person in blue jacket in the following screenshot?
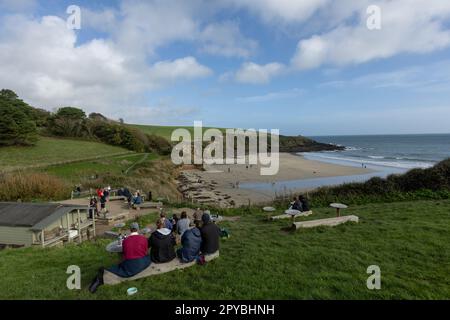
[176,227,202,263]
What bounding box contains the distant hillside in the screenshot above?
[130,124,344,152]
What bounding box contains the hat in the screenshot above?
[201,213,211,224]
[130,222,139,231]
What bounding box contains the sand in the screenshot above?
[187,153,372,206]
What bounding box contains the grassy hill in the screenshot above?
[0,137,133,172]
[130,124,343,152]
[0,199,448,299]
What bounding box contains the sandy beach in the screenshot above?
[180,153,372,206]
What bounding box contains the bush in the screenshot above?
[0,89,38,146]
[0,172,71,201]
[276,158,450,207]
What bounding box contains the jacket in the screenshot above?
[148,228,176,263]
[179,227,202,263]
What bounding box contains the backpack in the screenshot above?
[220,228,230,239]
[196,255,206,266]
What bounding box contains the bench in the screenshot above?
[292,215,359,230]
[103,251,220,285]
[270,210,313,221]
[108,195,126,201]
[134,201,163,209]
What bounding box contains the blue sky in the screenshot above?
[1,0,450,136]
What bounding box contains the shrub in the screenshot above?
[0,172,71,201]
[0,89,38,146]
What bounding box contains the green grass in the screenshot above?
[0,199,449,299]
[41,153,159,182]
[0,137,132,172]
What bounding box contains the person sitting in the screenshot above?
[131,192,142,207]
[160,212,173,230]
[177,226,202,263]
[299,195,310,212]
[148,218,176,263]
[171,214,179,232]
[200,213,221,255]
[193,208,202,226]
[176,211,190,237]
[291,197,302,211]
[89,222,150,293]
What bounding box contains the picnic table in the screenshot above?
[106,240,123,253]
[330,203,348,217]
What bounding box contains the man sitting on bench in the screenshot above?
[89,222,150,293]
[200,213,221,255]
[148,218,176,263]
[299,195,310,212]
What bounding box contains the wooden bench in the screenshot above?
[103,251,220,285]
[135,201,163,209]
[270,210,313,221]
[108,195,126,201]
[292,215,359,230]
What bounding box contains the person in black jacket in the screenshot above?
[148,218,176,263]
[200,213,221,254]
[299,195,310,212]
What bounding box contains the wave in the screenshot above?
[301,153,435,169]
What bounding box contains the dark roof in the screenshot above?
[0,203,88,230]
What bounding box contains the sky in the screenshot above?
[0,0,450,136]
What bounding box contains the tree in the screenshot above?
[48,107,87,137]
[0,89,38,146]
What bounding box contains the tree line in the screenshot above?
[0,89,171,154]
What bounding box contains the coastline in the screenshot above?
[178,153,373,207]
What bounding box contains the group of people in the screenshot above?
[88,186,112,218]
[289,195,310,212]
[88,211,221,293]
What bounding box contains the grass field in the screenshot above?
[0,137,132,172]
[0,199,449,299]
[41,153,159,182]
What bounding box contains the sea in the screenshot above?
[240,134,450,193]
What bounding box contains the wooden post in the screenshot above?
[41,230,45,248]
[91,207,96,238]
[66,213,71,243]
[77,210,82,244]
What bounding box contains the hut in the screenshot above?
[0,202,95,248]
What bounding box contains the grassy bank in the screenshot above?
[0,137,132,172]
[0,199,449,299]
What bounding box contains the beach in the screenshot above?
[179,153,372,206]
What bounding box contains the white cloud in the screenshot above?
[226,0,330,24]
[234,62,286,84]
[0,14,211,120]
[237,88,304,102]
[292,0,450,69]
[149,57,212,85]
[199,21,258,58]
[83,2,258,59]
[0,0,37,12]
[320,60,450,91]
